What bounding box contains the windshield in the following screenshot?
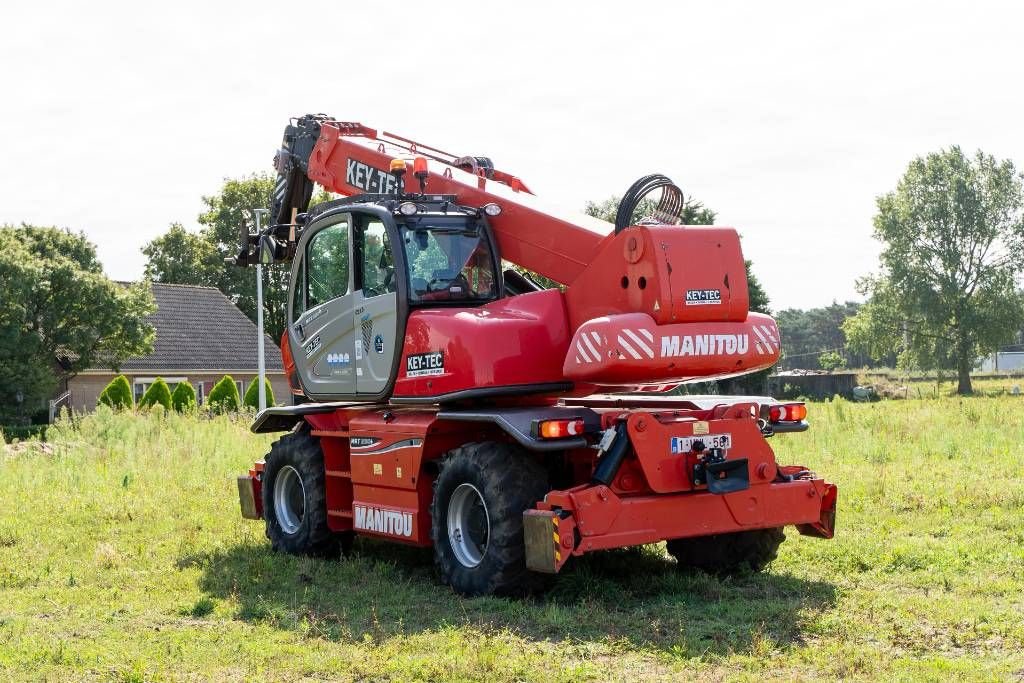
[400,219,498,303]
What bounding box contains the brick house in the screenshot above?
[56,282,290,413]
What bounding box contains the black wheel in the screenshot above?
[262,427,349,557]
[431,442,549,596]
[666,527,785,574]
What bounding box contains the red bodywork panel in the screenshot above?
[280,332,302,395]
[392,289,585,399]
[539,403,837,560]
[564,312,780,385]
[564,225,750,330]
[243,400,836,565]
[300,407,496,546]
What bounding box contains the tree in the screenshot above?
[817,350,847,371]
[142,223,221,288]
[775,302,886,370]
[844,147,1024,394]
[138,378,173,410]
[242,376,276,409]
[196,176,292,341]
[170,381,197,412]
[0,242,52,422]
[143,176,333,341]
[98,375,134,410]
[0,225,154,421]
[206,375,241,413]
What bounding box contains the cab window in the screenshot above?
[306,219,350,308]
[401,221,497,303]
[356,217,396,298]
[291,260,306,318]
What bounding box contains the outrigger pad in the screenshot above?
[695,458,750,494]
[523,510,560,573]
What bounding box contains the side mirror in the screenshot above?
[259,235,277,265]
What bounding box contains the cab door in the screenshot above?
[353,213,400,395]
[288,213,357,398]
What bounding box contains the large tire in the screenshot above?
[666,527,785,575]
[431,442,549,596]
[262,427,346,557]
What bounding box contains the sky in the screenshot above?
[2,1,1022,311]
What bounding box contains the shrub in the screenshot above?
[1,425,47,443]
[138,378,173,411]
[206,375,240,413]
[97,375,134,410]
[242,377,275,410]
[170,381,197,412]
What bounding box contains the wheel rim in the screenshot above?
[273,465,306,535]
[447,483,490,568]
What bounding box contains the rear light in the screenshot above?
[536,418,586,439]
[769,403,807,422]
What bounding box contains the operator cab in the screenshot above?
[286,195,502,402]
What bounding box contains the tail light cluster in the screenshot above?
[769,403,807,423]
[535,418,586,439]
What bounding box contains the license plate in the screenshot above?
[670,433,732,454]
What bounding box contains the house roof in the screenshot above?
[109,282,284,372]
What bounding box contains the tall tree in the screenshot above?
[0,225,154,421]
[844,147,1024,394]
[196,175,291,341]
[142,223,221,288]
[144,175,332,341]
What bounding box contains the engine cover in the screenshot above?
[391,289,580,401]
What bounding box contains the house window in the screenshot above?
[132,377,187,404]
[197,382,205,405]
[236,380,245,398]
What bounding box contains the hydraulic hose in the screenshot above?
[614,174,684,234]
[591,422,631,486]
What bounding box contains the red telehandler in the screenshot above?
[234,114,837,596]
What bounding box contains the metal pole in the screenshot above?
[254,208,269,411]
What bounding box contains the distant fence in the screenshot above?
[767,372,859,399]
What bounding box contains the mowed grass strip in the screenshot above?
[1,399,1022,681]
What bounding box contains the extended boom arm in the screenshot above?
[272,115,614,285]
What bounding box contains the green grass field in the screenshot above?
[2,399,1023,681]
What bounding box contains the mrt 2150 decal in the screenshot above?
[303,335,322,358]
[353,504,413,538]
[346,159,398,194]
[406,351,444,377]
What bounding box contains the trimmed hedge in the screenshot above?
[138,378,172,411]
[207,375,240,413]
[1,425,47,443]
[242,377,275,410]
[98,375,134,410]
[170,381,197,412]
